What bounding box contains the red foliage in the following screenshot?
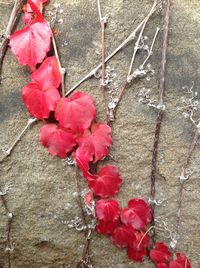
[39,124,76,158]
[77,122,112,163]
[22,83,60,119]
[169,253,191,268]
[31,56,61,89]
[95,219,118,235]
[127,247,147,263]
[87,165,122,198]
[9,15,51,68]
[55,92,96,133]
[150,242,172,264]
[156,264,168,268]
[120,198,152,230]
[111,225,136,248]
[95,199,121,222]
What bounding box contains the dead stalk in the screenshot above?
[0,118,38,163]
[149,0,170,244]
[0,0,24,77]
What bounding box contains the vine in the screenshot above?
[0,0,194,267]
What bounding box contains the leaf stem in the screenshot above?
[51,34,66,97]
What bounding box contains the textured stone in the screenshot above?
[0,0,200,267]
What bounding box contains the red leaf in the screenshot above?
[95,199,121,222]
[55,92,96,133]
[127,247,147,263]
[87,165,122,198]
[39,124,76,158]
[74,149,91,178]
[129,230,149,251]
[22,83,60,119]
[111,225,136,248]
[31,56,61,89]
[120,198,152,230]
[95,219,118,235]
[9,21,52,68]
[169,253,191,268]
[150,242,172,264]
[156,263,169,268]
[77,122,112,163]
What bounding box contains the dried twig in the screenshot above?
[0,118,38,163]
[149,0,170,243]
[108,0,158,122]
[0,0,24,77]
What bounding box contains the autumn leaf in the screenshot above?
[95,220,118,235]
[95,199,121,222]
[55,92,96,133]
[87,165,122,198]
[120,198,152,230]
[111,225,136,248]
[169,253,191,268]
[150,242,172,264]
[77,122,112,163]
[39,124,76,158]
[31,56,61,90]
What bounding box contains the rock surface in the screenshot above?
[0,0,200,267]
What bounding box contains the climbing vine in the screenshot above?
[0,0,195,267]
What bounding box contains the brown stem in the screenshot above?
[149,0,170,243]
[175,126,200,250]
[0,0,24,78]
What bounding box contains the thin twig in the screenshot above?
[65,4,159,97]
[149,0,170,244]
[0,118,38,163]
[52,34,66,97]
[0,0,24,77]
[127,0,157,77]
[174,125,200,251]
[0,186,13,268]
[140,27,160,70]
[109,1,158,122]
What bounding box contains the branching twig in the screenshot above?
[108,0,158,122]
[149,0,170,244]
[0,0,24,77]
[64,3,159,98]
[0,118,38,163]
